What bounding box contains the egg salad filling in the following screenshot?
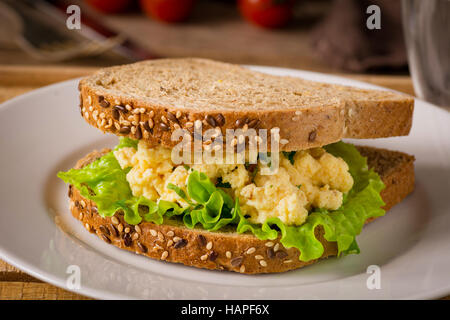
[113,141,354,227]
[58,137,386,262]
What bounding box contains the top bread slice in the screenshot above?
[78,58,414,151]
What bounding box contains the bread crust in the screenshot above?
[78,58,414,151]
[67,146,415,274]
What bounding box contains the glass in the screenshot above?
[402,0,450,106]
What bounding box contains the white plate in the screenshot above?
[0,65,449,300]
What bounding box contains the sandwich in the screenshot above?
[58,58,415,274]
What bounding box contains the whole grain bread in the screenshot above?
[78,58,414,151]
[67,145,415,274]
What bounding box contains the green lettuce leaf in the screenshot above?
[233,141,386,261]
[58,138,385,263]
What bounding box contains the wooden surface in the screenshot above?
[0,64,445,300]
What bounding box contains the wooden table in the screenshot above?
[0,65,446,300]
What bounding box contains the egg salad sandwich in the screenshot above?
[58,58,415,274]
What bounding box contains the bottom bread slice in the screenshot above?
[67,146,415,274]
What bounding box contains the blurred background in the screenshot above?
[0,0,409,73]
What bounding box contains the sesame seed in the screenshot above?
[157,231,164,241]
[246,247,256,254]
[150,229,157,237]
[117,224,124,232]
[167,230,174,237]
[161,251,168,260]
[185,121,193,128]
[131,126,136,134]
[265,242,274,247]
[132,233,139,240]
[259,260,267,267]
[149,110,155,118]
[125,104,132,111]
[255,255,264,260]
[274,243,280,252]
[124,227,130,233]
[132,108,140,114]
[167,240,174,247]
[240,265,246,273]
[283,260,293,264]
[206,241,213,250]
[84,112,89,119]
[89,106,93,112]
[85,223,90,231]
[200,254,208,261]
[78,212,83,220]
[148,118,154,129]
[87,96,92,104]
[161,115,168,124]
[82,107,86,113]
[114,122,121,130]
[140,108,146,113]
[176,111,182,119]
[226,251,232,258]
[80,200,86,208]
[135,225,141,234]
[111,216,119,225]
[280,139,289,144]
[173,236,181,242]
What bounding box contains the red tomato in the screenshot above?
[238,0,294,28]
[84,0,132,14]
[140,0,196,23]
